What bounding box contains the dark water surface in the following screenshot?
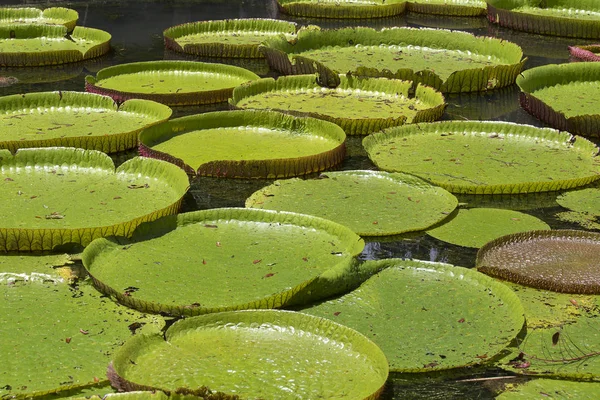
[2,1,599,398]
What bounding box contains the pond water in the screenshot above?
[2,0,599,398]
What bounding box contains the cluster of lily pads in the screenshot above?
[2,2,600,400]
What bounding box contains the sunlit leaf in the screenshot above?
[427,208,550,248]
[0,7,78,31]
[260,26,524,93]
[246,170,458,236]
[0,254,164,398]
[0,24,110,66]
[301,258,525,372]
[0,91,171,153]
[363,120,600,194]
[86,60,259,106]
[518,62,600,138]
[230,74,445,135]
[83,208,365,317]
[487,0,600,39]
[164,18,297,58]
[0,148,189,252]
[139,109,345,178]
[276,0,406,19]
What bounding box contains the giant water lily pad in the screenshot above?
[259,26,524,92]
[85,61,260,106]
[0,148,189,251]
[477,230,600,294]
[230,74,445,135]
[276,0,407,19]
[518,62,600,138]
[497,379,600,399]
[0,24,110,67]
[0,7,78,31]
[487,0,600,39]
[557,187,600,216]
[82,208,365,317]
[0,91,172,153]
[138,110,345,178]
[108,310,388,398]
[245,170,458,236]
[363,121,600,194]
[427,208,550,248]
[406,0,486,16]
[301,259,525,372]
[0,254,164,398]
[163,18,297,58]
[495,281,600,380]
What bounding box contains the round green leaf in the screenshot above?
[0,7,79,31]
[83,208,365,317]
[427,208,550,248]
[557,188,600,216]
[0,254,164,398]
[301,258,525,372]
[230,74,446,135]
[494,281,600,380]
[109,310,389,399]
[0,148,189,252]
[517,62,600,138]
[260,26,524,93]
[497,378,600,399]
[556,211,600,231]
[477,230,600,294]
[363,120,600,194]
[139,110,346,178]
[276,0,407,19]
[0,24,110,66]
[85,60,260,106]
[245,170,458,236]
[163,18,297,58]
[0,91,172,153]
[487,0,600,39]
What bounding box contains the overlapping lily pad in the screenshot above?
[406,0,486,16]
[363,121,600,194]
[276,0,407,19]
[108,310,389,398]
[138,110,346,178]
[0,254,164,398]
[301,258,525,372]
[0,91,172,153]
[85,60,260,106]
[497,379,600,399]
[164,18,297,58]
[487,0,600,39]
[558,187,600,216]
[0,7,79,31]
[427,208,550,248]
[245,170,458,236]
[570,44,600,62]
[495,281,600,380]
[230,74,445,135]
[82,208,365,317]
[0,148,189,252]
[517,62,600,138]
[477,230,600,294]
[0,25,110,67]
[259,26,525,92]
